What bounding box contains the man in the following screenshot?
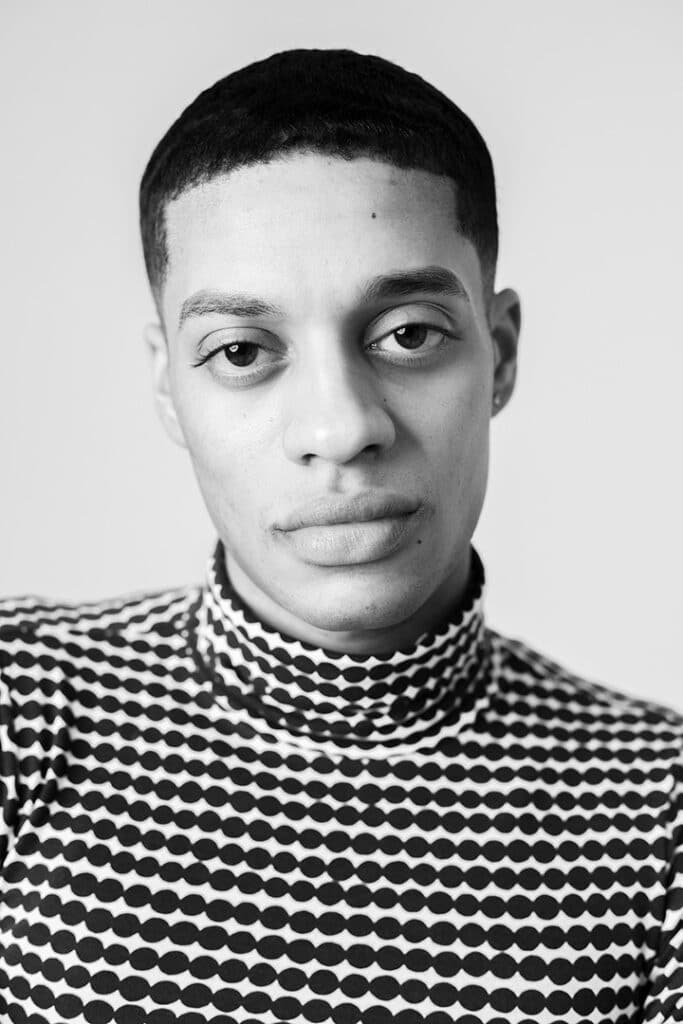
[1,47,681,1024]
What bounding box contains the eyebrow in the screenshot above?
[178,292,283,327]
[177,265,469,329]
[360,265,469,304]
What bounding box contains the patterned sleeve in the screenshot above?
[0,604,71,869]
[642,755,683,1021]
[0,634,19,867]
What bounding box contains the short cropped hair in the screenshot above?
[140,48,498,306]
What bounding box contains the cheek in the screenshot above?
[410,378,491,545]
[174,385,271,518]
[412,367,490,466]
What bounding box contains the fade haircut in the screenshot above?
[139,48,498,308]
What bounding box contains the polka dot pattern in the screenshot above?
[1,540,683,1024]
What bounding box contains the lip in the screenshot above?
[275,491,422,531]
[273,491,425,566]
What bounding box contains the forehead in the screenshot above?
[162,154,482,321]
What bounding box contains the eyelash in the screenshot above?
[192,322,459,383]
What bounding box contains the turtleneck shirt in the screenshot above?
[1,542,682,1024]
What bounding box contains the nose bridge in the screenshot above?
[304,332,367,407]
[282,327,395,464]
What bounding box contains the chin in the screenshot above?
[280,565,430,634]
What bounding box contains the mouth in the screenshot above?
[275,491,422,531]
[273,492,424,566]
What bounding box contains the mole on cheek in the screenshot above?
[371,212,377,219]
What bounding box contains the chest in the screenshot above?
[1,737,665,1023]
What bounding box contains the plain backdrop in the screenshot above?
[1,1,681,709]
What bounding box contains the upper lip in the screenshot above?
[275,491,422,531]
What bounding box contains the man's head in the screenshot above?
[140,48,500,308]
[140,49,520,653]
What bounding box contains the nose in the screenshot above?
[282,342,396,465]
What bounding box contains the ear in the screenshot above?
[143,322,187,448]
[488,287,521,417]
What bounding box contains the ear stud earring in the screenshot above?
[493,393,502,408]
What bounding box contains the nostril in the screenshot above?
[363,443,382,457]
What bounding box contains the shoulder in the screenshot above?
[488,627,683,739]
[0,584,201,699]
[0,584,200,643]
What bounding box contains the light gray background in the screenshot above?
[1,1,681,708]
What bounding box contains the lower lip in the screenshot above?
[277,513,421,566]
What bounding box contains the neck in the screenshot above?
[224,549,473,656]
[194,541,489,755]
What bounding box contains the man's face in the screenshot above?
[149,153,518,645]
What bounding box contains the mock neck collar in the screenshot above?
[190,540,490,758]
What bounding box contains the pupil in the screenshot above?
[395,325,428,349]
[224,342,258,367]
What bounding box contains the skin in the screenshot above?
[145,153,520,654]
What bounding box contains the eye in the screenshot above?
[391,324,435,350]
[220,341,260,367]
[368,321,456,362]
[193,331,283,384]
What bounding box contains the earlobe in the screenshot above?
[143,322,187,448]
[488,288,521,416]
